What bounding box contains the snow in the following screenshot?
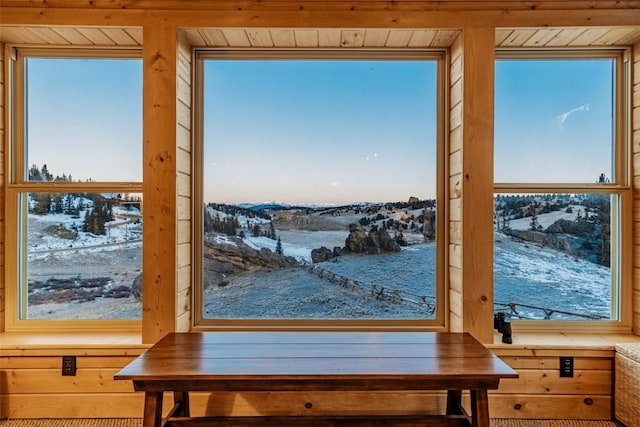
[506,205,583,231]
[24,204,612,321]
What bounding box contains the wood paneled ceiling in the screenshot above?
[1,26,639,48]
[0,26,142,46]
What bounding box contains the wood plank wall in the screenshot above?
[0,347,146,418]
[634,41,640,336]
[176,31,192,332]
[489,347,614,419]
[448,35,464,333]
[0,345,616,419]
[0,42,4,334]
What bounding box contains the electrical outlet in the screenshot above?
[62,356,76,376]
[559,356,574,377]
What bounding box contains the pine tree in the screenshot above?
[29,164,41,181]
[40,164,53,181]
[275,236,283,255]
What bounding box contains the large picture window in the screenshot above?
[195,51,445,326]
[6,49,143,327]
[493,50,630,325]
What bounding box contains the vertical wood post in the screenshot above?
[458,27,495,343]
[142,25,178,344]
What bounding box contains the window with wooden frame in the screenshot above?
[193,50,447,329]
[4,48,143,330]
[493,49,632,331]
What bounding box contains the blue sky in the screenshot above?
[495,59,613,184]
[202,60,437,205]
[26,57,142,182]
[26,56,614,204]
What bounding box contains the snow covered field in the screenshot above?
[23,206,612,321]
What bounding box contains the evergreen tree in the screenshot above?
[40,164,53,181]
[29,164,41,181]
[53,194,64,214]
[528,203,539,231]
[275,236,283,255]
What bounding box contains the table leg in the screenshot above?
[446,390,463,415]
[173,391,191,416]
[470,389,490,427]
[143,391,163,427]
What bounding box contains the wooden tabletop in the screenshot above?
[115,332,518,392]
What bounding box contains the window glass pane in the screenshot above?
[22,192,142,320]
[201,59,439,320]
[493,193,614,320]
[26,57,142,182]
[494,59,614,183]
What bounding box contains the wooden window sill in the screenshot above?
[489,331,640,351]
[0,331,146,351]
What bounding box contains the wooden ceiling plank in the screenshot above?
[26,27,71,44]
[181,29,207,47]
[593,27,638,45]
[362,29,389,47]
[546,28,588,46]
[570,28,612,46]
[318,29,341,47]
[499,28,536,47]
[76,27,117,45]
[495,29,513,46]
[294,29,318,48]
[222,28,252,47]
[408,29,437,47]
[0,26,48,44]
[431,30,460,47]
[200,29,229,47]
[385,29,413,47]
[124,27,143,46]
[50,27,93,45]
[100,28,137,45]
[270,29,296,47]
[341,29,365,47]
[611,28,640,45]
[522,28,562,47]
[246,28,274,47]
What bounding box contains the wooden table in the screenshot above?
[115,332,517,427]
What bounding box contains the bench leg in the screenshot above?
[446,390,464,415]
[143,391,163,427]
[470,389,490,427]
[173,391,191,416]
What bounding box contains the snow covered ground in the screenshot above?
[23,206,612,321]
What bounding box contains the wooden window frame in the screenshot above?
[192,49,449,331]
[493,48,633,333]
[4,47,143,332]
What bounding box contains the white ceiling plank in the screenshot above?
[270,29,296,48]
[362,29,389,47]
[408,30,438,47]
[385,30,413,48]
[341,29,365,47]
[246,29,274,47]
[294,29,318,48]
[76,27,117,45]
[222,29,252,47]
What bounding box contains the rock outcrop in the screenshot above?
[203,237,299,289]
[311,246,343,263]
[344,223,401,255]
